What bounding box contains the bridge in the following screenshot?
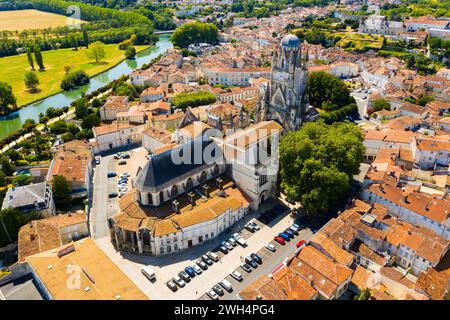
[154,30,175,35]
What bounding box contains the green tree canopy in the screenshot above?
[52,175,72,210]
[171,22,219,48]
[12,174,32,186]
[0,156,15,176]
[372,99,390,113]
[0,81,17,115]
[82,113,101,130]
[0,208,40,247]
[24,71,40,93]
[307,71,353,110]
[171,91,216,110]
[279,121,365,215]
[85,41,106,63]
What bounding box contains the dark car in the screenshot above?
[245,257,258,268]
[202,255,213,265]
[219,246,228,254]
[213,284,224,296]
[107,172,117,178]
[178,271,191,282]
[118,160,127,165]
[121,153,130,159]
[184,266,196,278]
[250,253,262,264]
[278,232,290,241]
[241,264,252,273]
[166,280,178,292]
[284,229,295,238]
[108,192,118,198]
[197,260,208,270]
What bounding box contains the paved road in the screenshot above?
[90,154,117,239]
[199,227,313,300]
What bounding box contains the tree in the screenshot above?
[24,71,39,93]
[64,64,72,75]
[372,99,390,112]
[171,91,217,110]
[0,208,40,247]
[50,120,68,134]
[26,47,35,71]
[124,45,136,59]
[12,174,32,186]
[83,28,89,48]
[61,132,74,142]
[33,44,45,70]
[354,288,371,300]
[0,156,15,176]
[0,170,6,187]
[85,41,106,63]
[279,121,364,215]
[0,81,17,115]
[52,175,72,210]
[82,113,101,130]
[60,71,90,91]
[171,22,219,48]
[307,72,353,110]
[74,98,89,119]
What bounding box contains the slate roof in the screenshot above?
[133,138,222,192]
[2,182,51,212]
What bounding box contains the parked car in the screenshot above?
[197,260,208,270]
[249,221,260,231]
[250,253,262,264]
[240,264,252,273]
[288,226,299,234]
[228,238,237,246]
[219,246,228,254]
[120,172,130,178]
[108,192,118,198]
[265,244,276,252]
[107,172,117,178]
[296,240,305,248]
[245,224,256,233]
[290,224,300,232]
[274,236,286,245]
[219,279,233,292]
[202,255,213,265]
[95,156,101,165]
[278,232,290,241]
[245,256,258,268]
[207,289,219,300]
[184,266,196,278]
[213,284,224,296]
[192,264,202,275]
[236,238,247,247]
[178,271,190,282]
[284,229,295,238]
[232,233,241,240]
[113,154,121,160]
[230,270,243,282]
[121,153,130,159]
[141,266,156,282]
[222,241,233,250]
[207,251,219,262]
[172,276,185,288]
[166,280,178,292]
[118,160,127,165]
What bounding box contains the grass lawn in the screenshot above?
[0,9,85,31]
[0,44,149,107]
[336,33,384,51]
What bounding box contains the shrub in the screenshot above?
[171,91,216,110]
[61,71,90,91]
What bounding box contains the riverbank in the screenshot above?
[0,44,151,109]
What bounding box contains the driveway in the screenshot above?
[94,201,305,300]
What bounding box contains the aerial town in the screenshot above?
[0,0,449,303]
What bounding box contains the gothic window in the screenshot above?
[171,185,179,199]
[213,165,219,176]
[186,178,193,191]
[267,136,272,156]
[159,191,164,203]
[147,193,153,205]
[199,171,207,184]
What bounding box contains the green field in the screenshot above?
[336,33,384,51]
[0,44,149,107]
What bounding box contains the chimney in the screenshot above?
[256,295,262,300]
[30,233,35,241]
[216,177,223,190]
[202,184,209,198]
[188,192,195,206]
[401,195,409,204]
[172,200,180,213]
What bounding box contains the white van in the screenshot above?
[219,279,233,292]
[207,251,219,262]
[236,238,247,247]
[141,266,156,281]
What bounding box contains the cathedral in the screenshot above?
[256,34,308,131]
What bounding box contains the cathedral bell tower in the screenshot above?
[256,34,308,131]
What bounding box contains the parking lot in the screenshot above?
[95,199,312,300]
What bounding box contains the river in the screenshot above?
[0,33,173,139]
